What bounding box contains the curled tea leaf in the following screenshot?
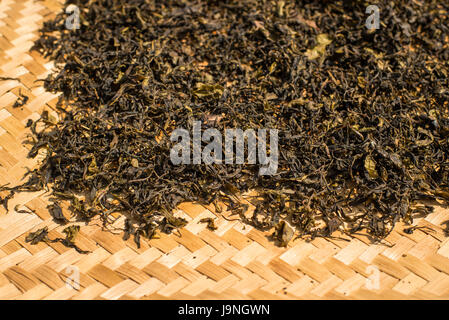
[199,217,218,230]
[272,220,294,247]
[364,155,379,179]
[25,227,49,245]
[48,203,69,224]
[305,34,332,60]
[12,91,29,109]
[62,225,81,243]
[193,83,224,99]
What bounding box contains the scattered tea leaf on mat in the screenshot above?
[62,225,81,243]
[48,203,68,224]
[25,227,49,245]
[272,221,295,247]
[12,90,29,109]
[199,217,218,231]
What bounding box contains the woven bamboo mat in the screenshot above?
[1,0,449,300]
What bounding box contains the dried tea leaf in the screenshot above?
[123,219,135,241]
[51,225,90,254]
[272,220,294,247]
[14,205,35,214]
[131,158,139,168]
[435,189,449,201]
[25,227,49,245]
[305,34,332,60]
[193,83,224,98]
[48,203,68,224]
[12,91,29,109]
[62,225,81,243]
[364,155,379,180]
[199,217,217,230]
[403,225,434,235]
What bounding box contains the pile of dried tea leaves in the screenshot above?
[4,0,449,248]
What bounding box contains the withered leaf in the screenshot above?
[14,205,35,214]
[166,216,188,228]
[193,83,224,99]
[25,227,49,245]
[364,155,379,180]
[62,225,81,243]
[272,220,294,247]
[199,217,218,230]
[305,34,332,60]
[48,203,69,224]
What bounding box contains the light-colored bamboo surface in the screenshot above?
[1,0,449,300]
